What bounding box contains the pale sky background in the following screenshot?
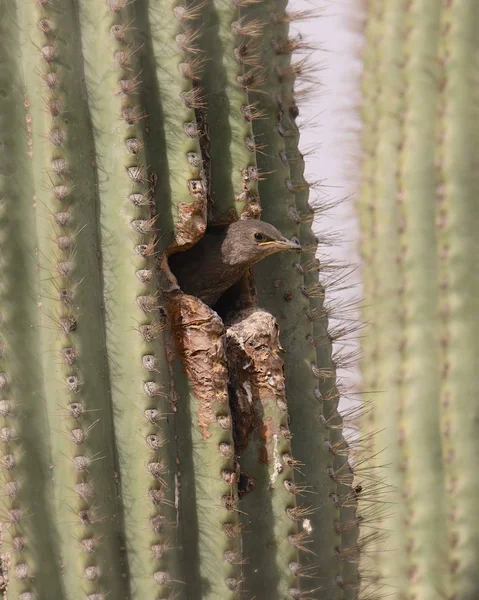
[291,1,365,409]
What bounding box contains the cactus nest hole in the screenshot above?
[167,224,257,319]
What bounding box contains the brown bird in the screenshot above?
[168,220,301,307]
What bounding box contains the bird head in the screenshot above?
[222,219,302,266]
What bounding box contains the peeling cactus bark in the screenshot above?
[167,292,242,597]
[226,309,288,452]
[226,309,300,598]
[171,295,228,439]
[173,197,208,249]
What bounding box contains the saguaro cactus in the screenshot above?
[357,2,479,599]
[0,0,370,598]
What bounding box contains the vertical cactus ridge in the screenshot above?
[365,2,409,596]
[399,2,444,598]
[239,2,368,599]
[198,0,262,222]
[248,2,329,595]
[355,9,382,592]
[0,3,64,597]
[142,0,207,253]
[77,0,180,597]
[145,4,243,590]
[170,296,241,600]
[356,0,381,411]
[276,5,368,597]
[227,3,325,595]
[225,309,300,598]
[357,2,396,597]
[358,2,422,597]
[356,0,383,471]
[274,10,363,597]
[14,0,127,597]
[437,2,479,597]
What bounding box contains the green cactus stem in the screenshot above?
[357,1,479,599]
[437,2,479,597]
[0,0,365,598]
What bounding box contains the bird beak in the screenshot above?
[269,237,302,251]
[258,238,302,250]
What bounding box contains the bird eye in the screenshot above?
[254,232,265,241]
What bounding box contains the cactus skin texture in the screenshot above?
[0,0,369,598]
[357,1,479,600]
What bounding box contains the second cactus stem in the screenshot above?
[357,2,479,600]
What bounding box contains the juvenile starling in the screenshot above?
[168,220,301,307]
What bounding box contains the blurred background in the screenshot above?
[292,1,365,410]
